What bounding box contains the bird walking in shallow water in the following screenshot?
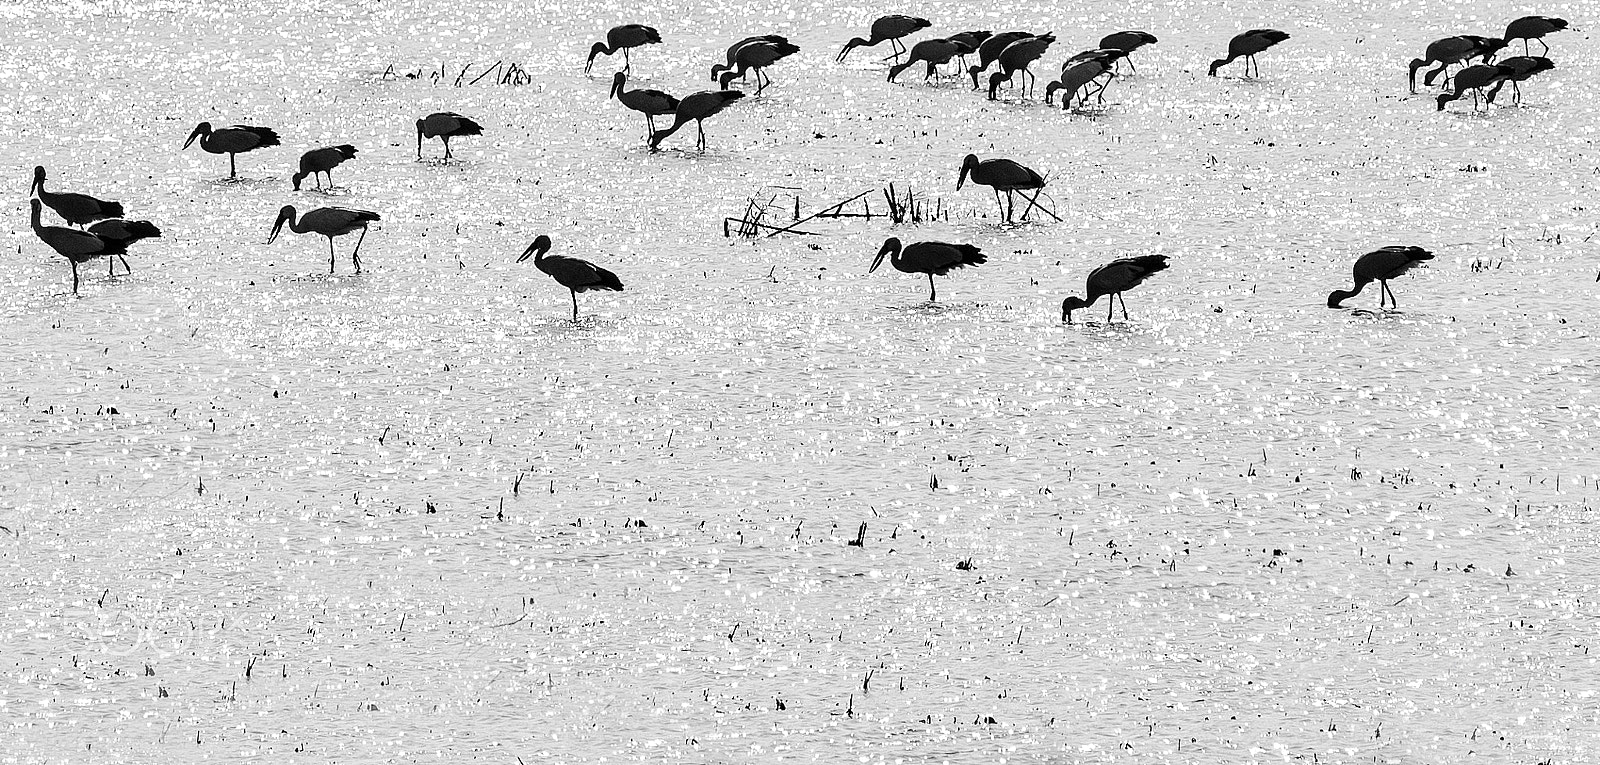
[986,34,1055,99]
[1485,56,1555,105]
[1409,36,1489,93]
[1060,254,1169,324]
[86,218,161,276]
[717,39,802,94]
[267,205,380,274]
[611,72,679,143]
[293,145,357,190]
[31,166,123,227]
[838,15,931,64]
[1209,29,1290,77]
[30,199,132,294]
[1436,64,1513,111]
[1098,30,1157,74]
[957,154,1054,224]
[869,237,985,302]
[586,24,662,74]
[182,122,281,179]
[1503,15,1567,56]
[416,112,484,161]
[888,38,962,82]
[1327,246,1434,309]
[649,90,745,152]
[518,234,624,321]
[712,35,789,82]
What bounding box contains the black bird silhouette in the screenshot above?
[267,205,381,274]
[967,31,1033,88]
[87,218,161,277]
[888,38,963,82]
[648,90,745,152]
[1047,57,1116,109]
[1417,35,1506,89]
[1098,30,1157,73]
[1060,254,1170,324]
[1485,56,1555,105]
[945,30,993,70]
[517,234,625,321]
[586,24,662,74]
[1504,15,1567,56]
[711,35,789,82]
[1436,64,1514,111]
[869,237,985,301]
[986,34,1055,99]
[957,154,1052,223]
[1328,246,1434,309]
[838,15,931,64]
[611,72,680,142]
[30,199,131,294]
[182,122,281,179]
[1208,29,1291,77]
[293,145,357,191]
[416,112,484,161]
[1410,36,1485,93]
[30,166,123,227]
[717,40,801,94]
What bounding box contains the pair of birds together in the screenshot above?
[28,167,161,293]
[605,32,802,151]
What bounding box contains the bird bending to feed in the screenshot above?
[717,39,801,94]
[1504,15,1567,56]
[837,15,931,64]
[518,234,624,321]
[869,237,985,302]
[86,218,161,276]
[293,145,357,191]
[986,34,1055,99]
[267,205,380,274]
[1060,254,1170,324]
[1418,36,1505,89]
[416,112,484,161]
[586,24,662,74]
[1436,64,1513,111]
[648,90,744,152]
[888,38,963,82]
[945,30,992,70]
[1485,56,1555,105]
[711,35,789,81]
[1098,30,1157,73]
[31,166,123,227]
[182,122,281,179]
[1047,58,1115,109]
[1327,246,1434,310]
[611,72,679,142]
[957,154,1054,224]
[1208,29,1290,77]
[30,199,132,294]
[966,31,1033,89]
[1409,36,1488,93]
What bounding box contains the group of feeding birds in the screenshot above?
[25,14,1572,320]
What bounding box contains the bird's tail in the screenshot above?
[101,200,126,220]
[334,144,358,159]
[1126,254,1170,273]
[121,221,162,240]
[251,127,283,147]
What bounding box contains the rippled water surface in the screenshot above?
[2,0,1598,762]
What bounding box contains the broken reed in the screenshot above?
[723,184,947,238]
[380,61,532,86]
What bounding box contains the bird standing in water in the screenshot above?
[957,154,1054,223]
[86,218,161,276]
[1485,56,1555,105]
[648,90,745,152]
[182,122,281,179]
[586,24,662,74]
[837,15,932,64]
[31,166,123,227]
[1503,15,1567,56]
[1436,63,1514,111]
[293,145,358,191]
[887,38,963,83]
[1208,29,1291,77]
[267,205,381,274]
[611,72,679,143]
[1327,246,1434,310]
[716,39,802,94]
[29,199,132,294]
[869,237,986,302]
[1098,30,1157,73]
[1060,254,1170,324]
[416,112,484,161]
[518,234,625,321]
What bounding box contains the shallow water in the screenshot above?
[2,0,1598,762]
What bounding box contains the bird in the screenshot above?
[517,234,624,321]
[1409,36,1486,93]
[586,24,662,75]
[266,205,381,274]
[292,145,357,191]
[837,15,932,64]
[1436,64,1514,111]
[610,72,680,143]
[1098,30,1158,73]
[86,218,162,277]
[1046,58,1115,109]
[1053,48,1127,103]
[1417,35,1506,89]
[1327,246,1434,310]
[717,39,801,94]
[986,34,1055,99]
[1208,29,1291,77]
[30,166,123,227]
[182,122,281,179]
[888,37,963,83]
[415,112,484,161]
[945,30,993,70]
[957,154,1053,223]
[868,237,985,302]
[29,198,132,294]
[1504,15,1567,56]
[967,31,1034,89]
[711,35,789,81]
[648,90,745,152]
[1485,56,1555,105]
[1060,254,1170,324]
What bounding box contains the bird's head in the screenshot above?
[1043,81,1062,104]
[709,63,725,81]
[610,71,626,98]
[837,38,866,62]
[291,170,308,191]
[1061,296,1089,323]
[1207,59,1226,76]
[956,154,979,190]
[986,71,1008,99]
[718,70,738,89]
[183,122,211,150]
[1326,290,1353,309]
[870,238,902,274]
[30,165,45,193]
[585,42,607,73]
[267,205,295,244]
[1434,92,1453,111]
[517,235,552,263]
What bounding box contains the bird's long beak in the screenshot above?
[869,242,892,273]
[516,239,548,263]
[609,75,621,99]
[956,165,970,191]
[266,212,287,245]
[1061,303,1072,323]
[415,121,423,158]
[182,126,203,150]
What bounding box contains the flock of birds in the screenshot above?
[24,14,1574,321]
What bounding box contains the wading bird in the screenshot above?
[586,24,662,74]
[717,39,801,94]
[1060,254,1170,324]
[711,35,789,81]
[967,31,1033,89]
[1415,35,1505,89]
[648,90,745,152]
[957,154,1052,224]
[869,237,985,302]
[86,218,161,276]
[30,199,131,294]
[611,72,680,142]
[517,234,624,321]
[292,145,357,191]
[986,34,1055,99]
[888,37,963,82]
[1327,246,1434,309]
[30,166,123,227]
[945,30,992,70]
[1485,56,1555,105]
[838,15,931,64]
[1098,30,1157,73]
[1046,57,1115,109]
[1504,15,1567,55]
[1208,29,1291,77]
[267,205,380,274]
[415,112,484,161]
[1436,63,1514,111]
[182,122,281,179]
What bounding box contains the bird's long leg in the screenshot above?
[108,257,116,276]
[1377,280,1389,309]
[351,227,368,273]
[697,120,707,152]
[71,261,80,294]
[442,136,452,162]
[570,289,579,322]
[328,236,337,274]
[991,188,1004,219]
[1005,190,1015,223]
[1118,292,1130,320]
[1106,297,1115,323]
[1126,57,1138,75]
[892,38,905,64]
[1384,281,1398,309]
[1537,38,1548,56]
[229,153,238,179]
[927,273,937,302]
[623,48,632,74]
[1512,80,1523,105]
